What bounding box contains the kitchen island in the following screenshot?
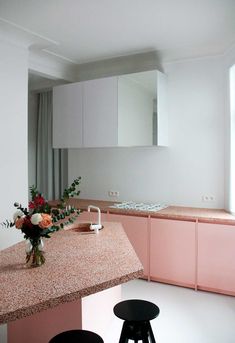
[0,221,143,343]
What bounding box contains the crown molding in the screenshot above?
[0,17,77,82]
[0,17,59,50]
[29,50,77,82]
[74,51,163,81]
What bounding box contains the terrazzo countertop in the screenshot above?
[0,222,143,324]
[64,198,235,225]
[149,206,235,224]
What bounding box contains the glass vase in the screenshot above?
[26,238,45,267]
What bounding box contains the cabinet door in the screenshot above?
[198,223,235,295]
[108,214,148,278]
[83,77,118,147]
[53,83,83,148]
[150,218,196,288]
[118,73,153,146]
[156,71,168,146]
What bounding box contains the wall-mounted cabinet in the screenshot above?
[53,82,83,148]
[83,77,118,147]
[118,70,168,146]
[53,70,168,148]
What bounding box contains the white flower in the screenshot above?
[31,213,42,225]
[13,210,24,222]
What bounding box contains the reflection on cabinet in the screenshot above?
[197,223,235,295]
[118,70,168,146]
[150,218,196,288]
[53,70,168,148]
[108,214,149,278]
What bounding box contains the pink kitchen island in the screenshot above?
[0,221,143,343]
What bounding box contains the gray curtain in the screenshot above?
[153,98,158,145]
[36,91,68,200]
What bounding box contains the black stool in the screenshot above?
[114,299,160,343]
[48,329,104,343]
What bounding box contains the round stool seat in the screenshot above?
[48,329,104,343]
[114,299,160,322]
[113,299,160,343]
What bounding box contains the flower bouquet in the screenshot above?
[1,177,81,267]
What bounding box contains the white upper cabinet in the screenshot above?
[52,70,168,148]
[156,71,168,146]
[83,77,118,147]
[118,74,153,146]
[118,70,168,146]
[53,82,83,148]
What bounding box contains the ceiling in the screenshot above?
[0,0,235,66]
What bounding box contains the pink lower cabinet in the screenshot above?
[150,218,196,288]
[107,214,149,278]
[197,223,235,296]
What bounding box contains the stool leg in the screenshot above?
[147,322,156,343]
[142,328,150,343]
[119,322,129,343]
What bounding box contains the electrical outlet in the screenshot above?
[202,195,215,202]
[108,190,120,197]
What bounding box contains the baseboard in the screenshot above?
[197,285,235,297]
[150,276,195,289]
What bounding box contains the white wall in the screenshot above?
[223,46,235,212]
[68,55,226,208]
[0,39,28,343]
[0,41,28,250]
[164,56,225,207]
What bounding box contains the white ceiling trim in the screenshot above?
[29,51,77,82]
[42,48,77,64]
[0,17,76,82]
[0,17,59,49]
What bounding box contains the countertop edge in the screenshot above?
[1,269,143,325]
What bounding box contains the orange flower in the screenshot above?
[15,217,25,230]
[38,213,52,229]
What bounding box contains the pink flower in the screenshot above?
[38,213,52,229]
[15,217,25,229]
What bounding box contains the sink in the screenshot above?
[71,222,104,234]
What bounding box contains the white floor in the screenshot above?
[105,279,235,343]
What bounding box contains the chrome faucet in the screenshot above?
[87,205,102,233]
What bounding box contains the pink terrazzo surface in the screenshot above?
[64,199,235,225]
[0,222,143,324]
